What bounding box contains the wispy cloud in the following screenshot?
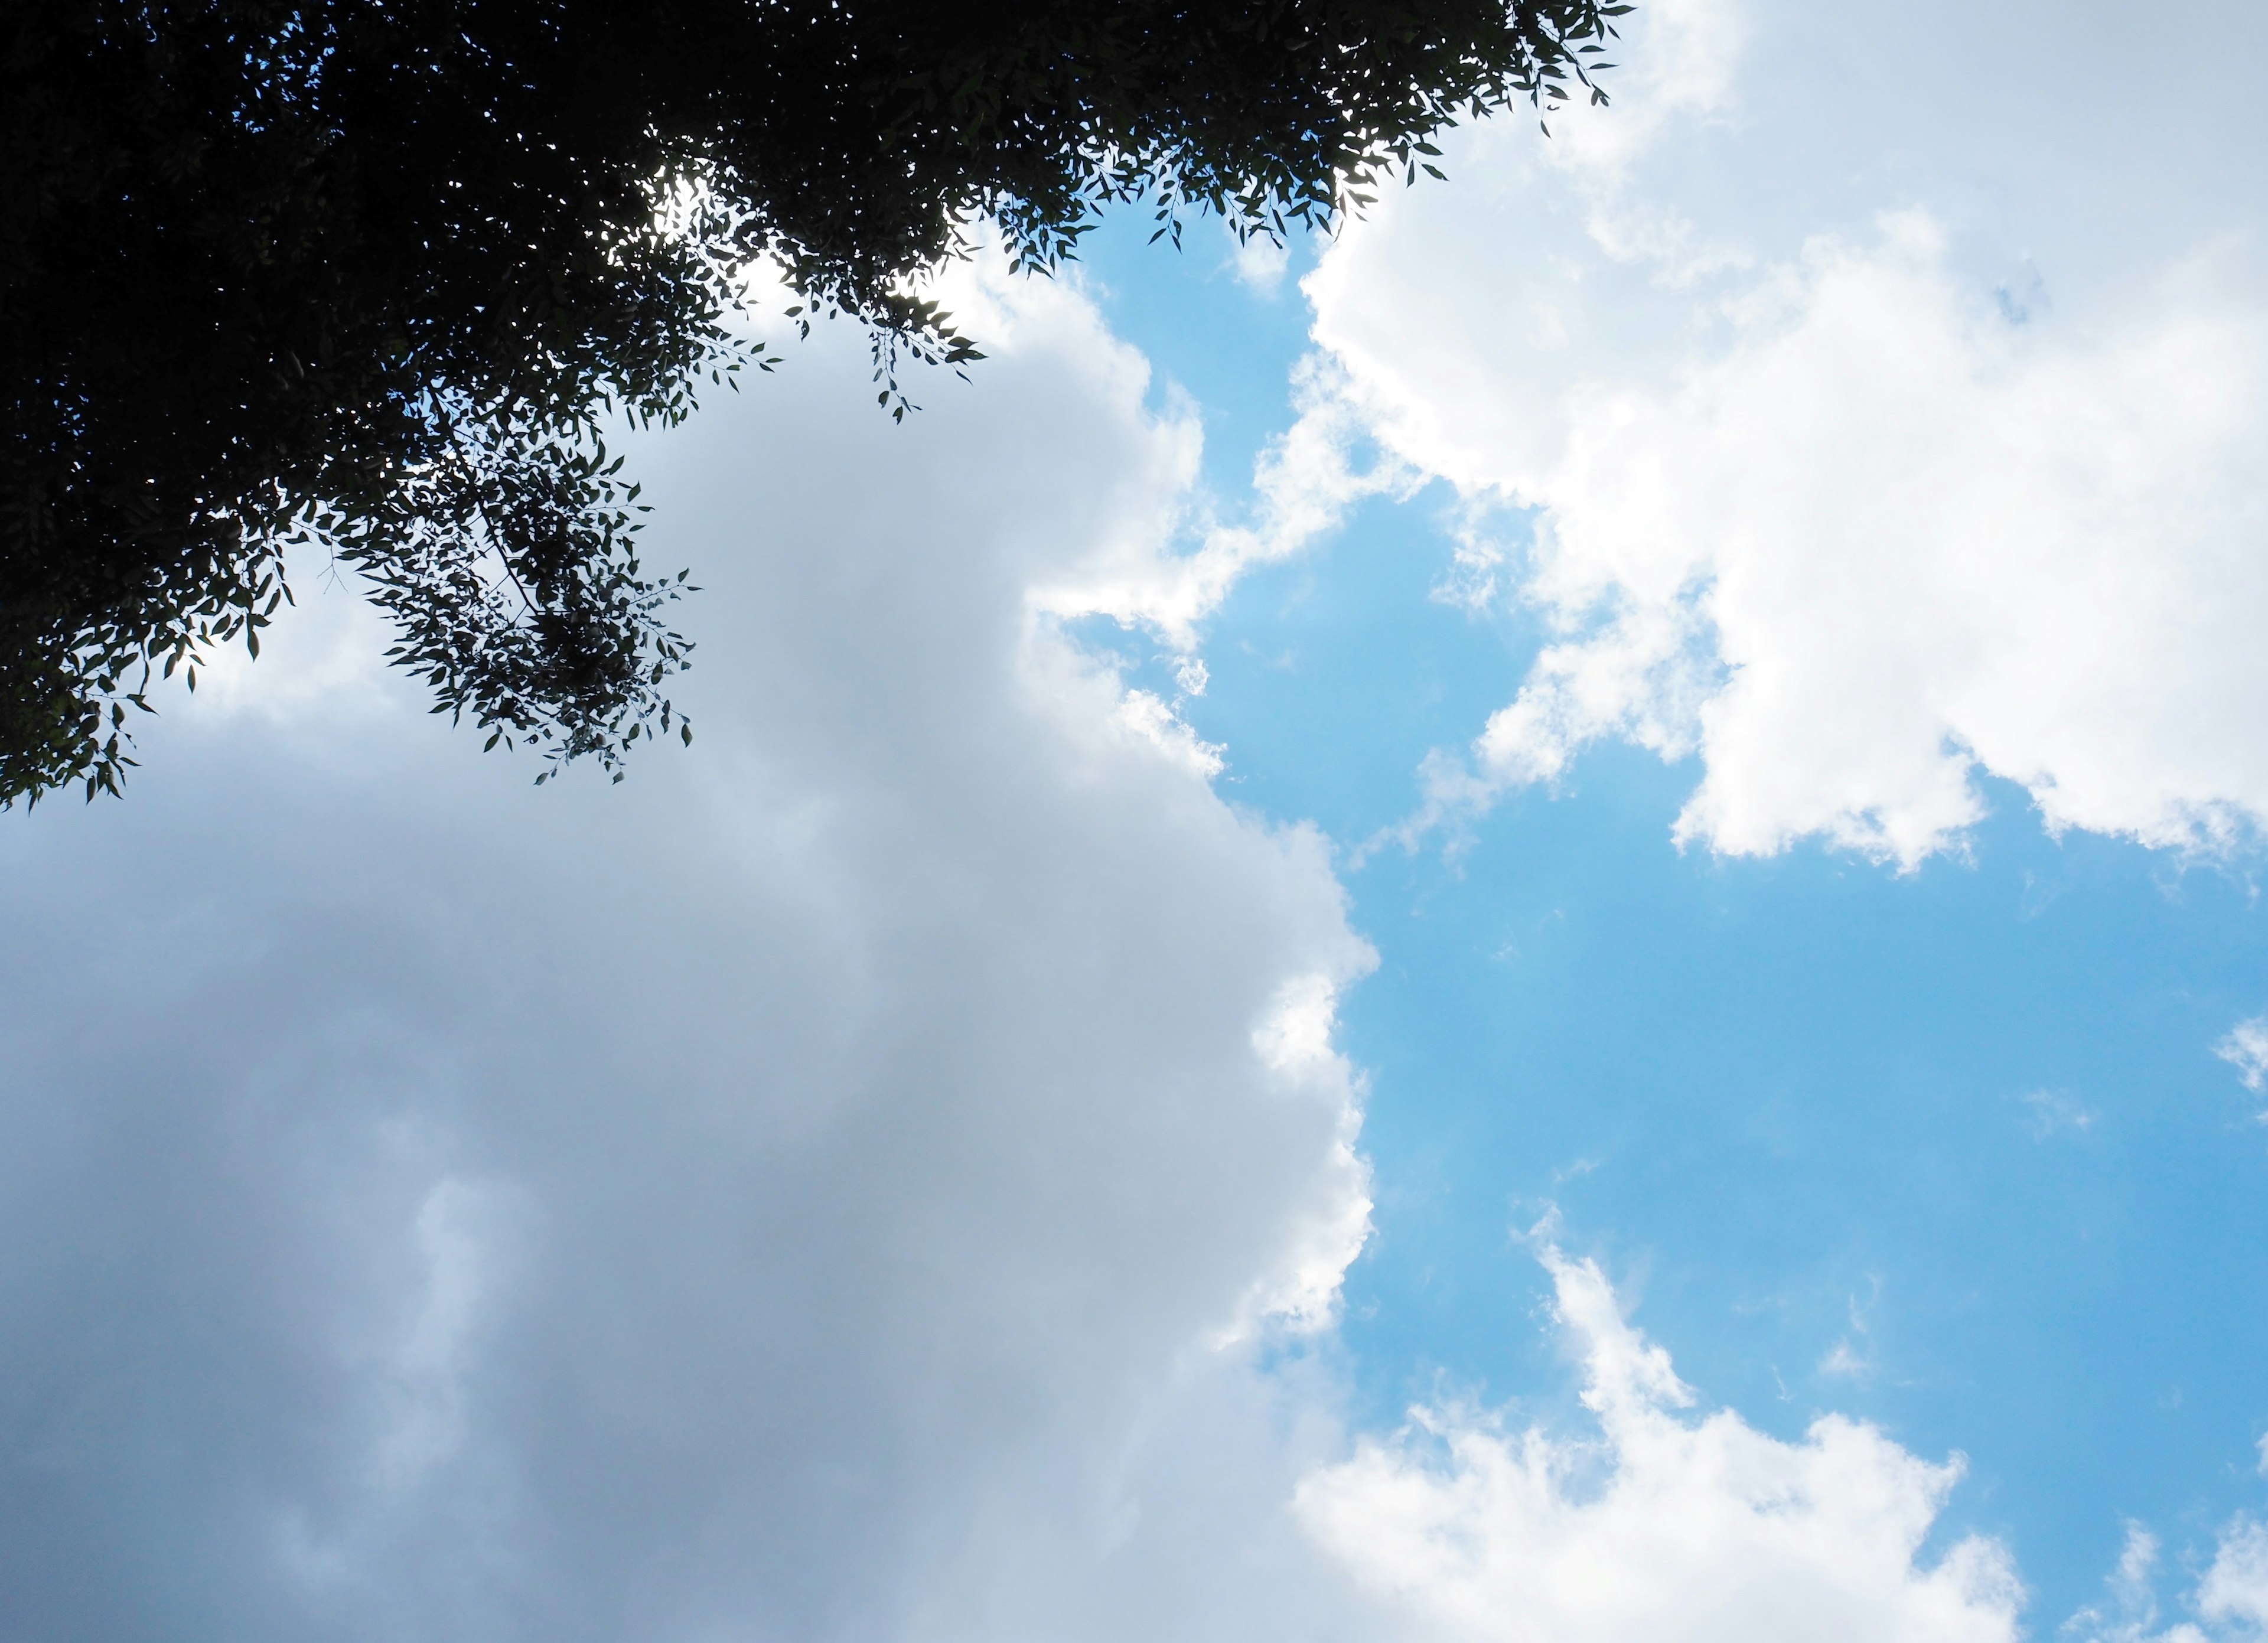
[2063,1514,2268,1643]
[2025,1088,2099,1138]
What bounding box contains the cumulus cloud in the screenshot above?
[2217,1015,2268,1096]
[0,254,1386,1642]
[2200,1520,2268,1634]
[1296,1237,2024,1643]
[1298,0,2268,867]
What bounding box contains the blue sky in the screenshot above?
[5,2,2268,1639]
[1067,195,2268,1621]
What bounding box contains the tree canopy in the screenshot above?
[1,0,1624,804]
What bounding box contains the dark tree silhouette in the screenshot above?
[1,0,1622,803]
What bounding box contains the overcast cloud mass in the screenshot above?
[0,266,1390,1641]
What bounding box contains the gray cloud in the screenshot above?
[0,266,1378,1642]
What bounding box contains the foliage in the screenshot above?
[0,0,1624,804]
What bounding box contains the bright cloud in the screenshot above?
[2217,1015,2268,1094]
[2200,1520,2268,1634]
[1296,1238,2024,1643]
[1299,0,2268,868]
[2064,1516,2268,1643]
[1225,220,1293,295]
[1032,348,1414,650]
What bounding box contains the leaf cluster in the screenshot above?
[0,0,1622,804]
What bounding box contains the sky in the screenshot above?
[4,2,2268,1639]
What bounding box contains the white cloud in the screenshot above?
[2062,1514,2268,1643]
[1034,350,1414,650]
[2217,1015,2268,1095]
[1225,221,1293,295]
[1296,1239,2024,1643]
[1542,0,1743,173]
[1114,687,1228,778]
[2200,1520,2268,1635]
[1299,0,2268,868]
